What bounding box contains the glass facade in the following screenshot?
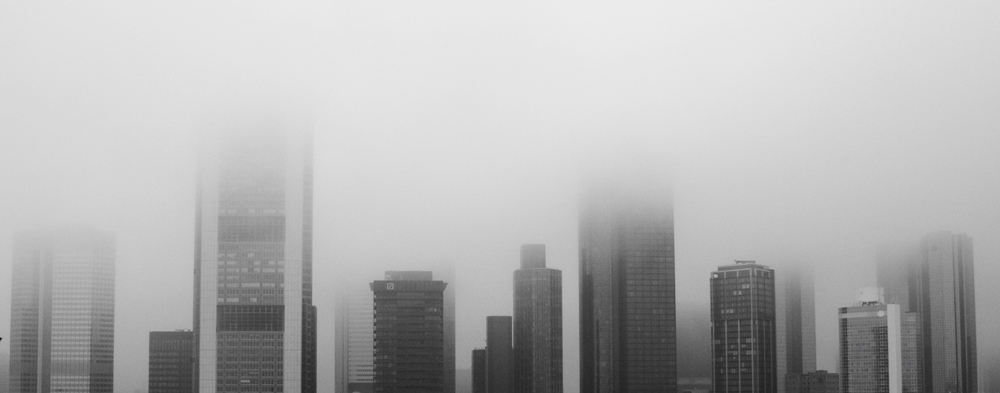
[579,181,675,393]
[710,262,776,393]
[371,273,448,393]
[513,245,563,393]
[838,303,921,393]
[9,228,115,393]
[149,331,195,393]
[775,264,817,393]
[335,282,375,393]
[194,130,316,393]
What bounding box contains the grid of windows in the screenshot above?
[710,263,776,393]
[371,278,448,393]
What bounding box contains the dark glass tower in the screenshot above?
[710,261,776,393]
[487,316,513,393]
[775,264,817,393]
[513,244,563,393]
[371,271,447,393]
[876,232,977,393]
[473,349,487,393]
[193,129,316,393]
[149,331,194,393]
[579,176,675,393]
[9,228,115,393]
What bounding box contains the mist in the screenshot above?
[2,2,1000,392]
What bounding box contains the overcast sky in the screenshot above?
[2,2,999,392]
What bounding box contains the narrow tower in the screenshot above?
[710,261,776,393]
[513,244,563,393]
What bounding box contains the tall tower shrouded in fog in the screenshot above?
[193,129,317,393]
[579,174,676,393]
[513,244,563,393]
[776,264,817,393]
[9,228,116,393]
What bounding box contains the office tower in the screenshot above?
[193,129,316,393]
[9,228,115,393]
[457,369,472,393]
[335,282,375,393]
[710,261,776,393]
[787,371,840,393]
[838,288,921,393]
[473,349,487,393]
[1,350,9,393]
[487,316,513,393]
[513,244,563,393]
[876,232,976,393]
[435,264,457,393]
[776,264,817,393]
[371,271,447,393]
[149,330,194,393]
[579,176,675,393]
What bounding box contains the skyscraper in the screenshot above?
[335,282,375,393]
[486,316,513,393]
[786,371,839,393]
[371,271,448,393]
[149,330,194,393]
[838,288,921,393]
[9,228,115,393]
[710,261,776,393]
[473,349,487,393]
[579,176,675,393]
[193,129,316,393]
[513,244,563,393]
[876,232,976,393]
[776,264,817,393]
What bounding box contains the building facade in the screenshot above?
[876,232,976,393]
[513,244,563,393]
[149,331,194,393]
[371,271,447,393]
[579,178,675,393]
[473,349,487,393]
[193,129,317,393]
[335,282,375,393]
[9,228,115,393]
[776,264,817,393]
[787,371,839,393]
[710,261,776,393]
[487,316,513,393]
[838,290,921,393]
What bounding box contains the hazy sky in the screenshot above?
[2,3,999,392]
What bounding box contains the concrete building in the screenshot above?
[9,228,115,393]
[371,271,448,393]
[838,288,921,393]
[710,261,777,393]
[579,176,675,393]
[487,316,513,393]
[876,232,976,393]
[776,264,816,393]
[473,349,487,393]
[335,282,374,393]
[513,244,563,393]
[787,371,839,393]
[149,330,194,393]
[193,129,317,393]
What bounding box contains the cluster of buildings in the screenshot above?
[0,130,983,393]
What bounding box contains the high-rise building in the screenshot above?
[786,371,839,393]
[193,129,317,393]
[579,177,675,393]
[9,228,115,393]
[776,264,817,393]
[710,261,777,393]
[335,282,375,393]
[513,244,563,393]
[876,232,976,393]
[149,330,194,393]
[1,349,10,393]
[487,316,513,393]
[371,271,447,393]
[473,349,487,393]
[457,369,473,393]
[435,264,457,393]
[838,288,921,393]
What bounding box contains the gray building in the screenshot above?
[149,330,194,393]
[372,271,448,393]
[0,350,8,393]
[487,316,513,393]
[473,349,487,393]
[776,264,817,393]
[787,371,839,393]
[513,244,563,393]
[838,288,921,393]
[335,282,374,393]
[457,369,472,393]
[193,129,317,393]
[9,228,115,393]
[579,177,675,393]
[710,261,777,393]
[876,232,976,393]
